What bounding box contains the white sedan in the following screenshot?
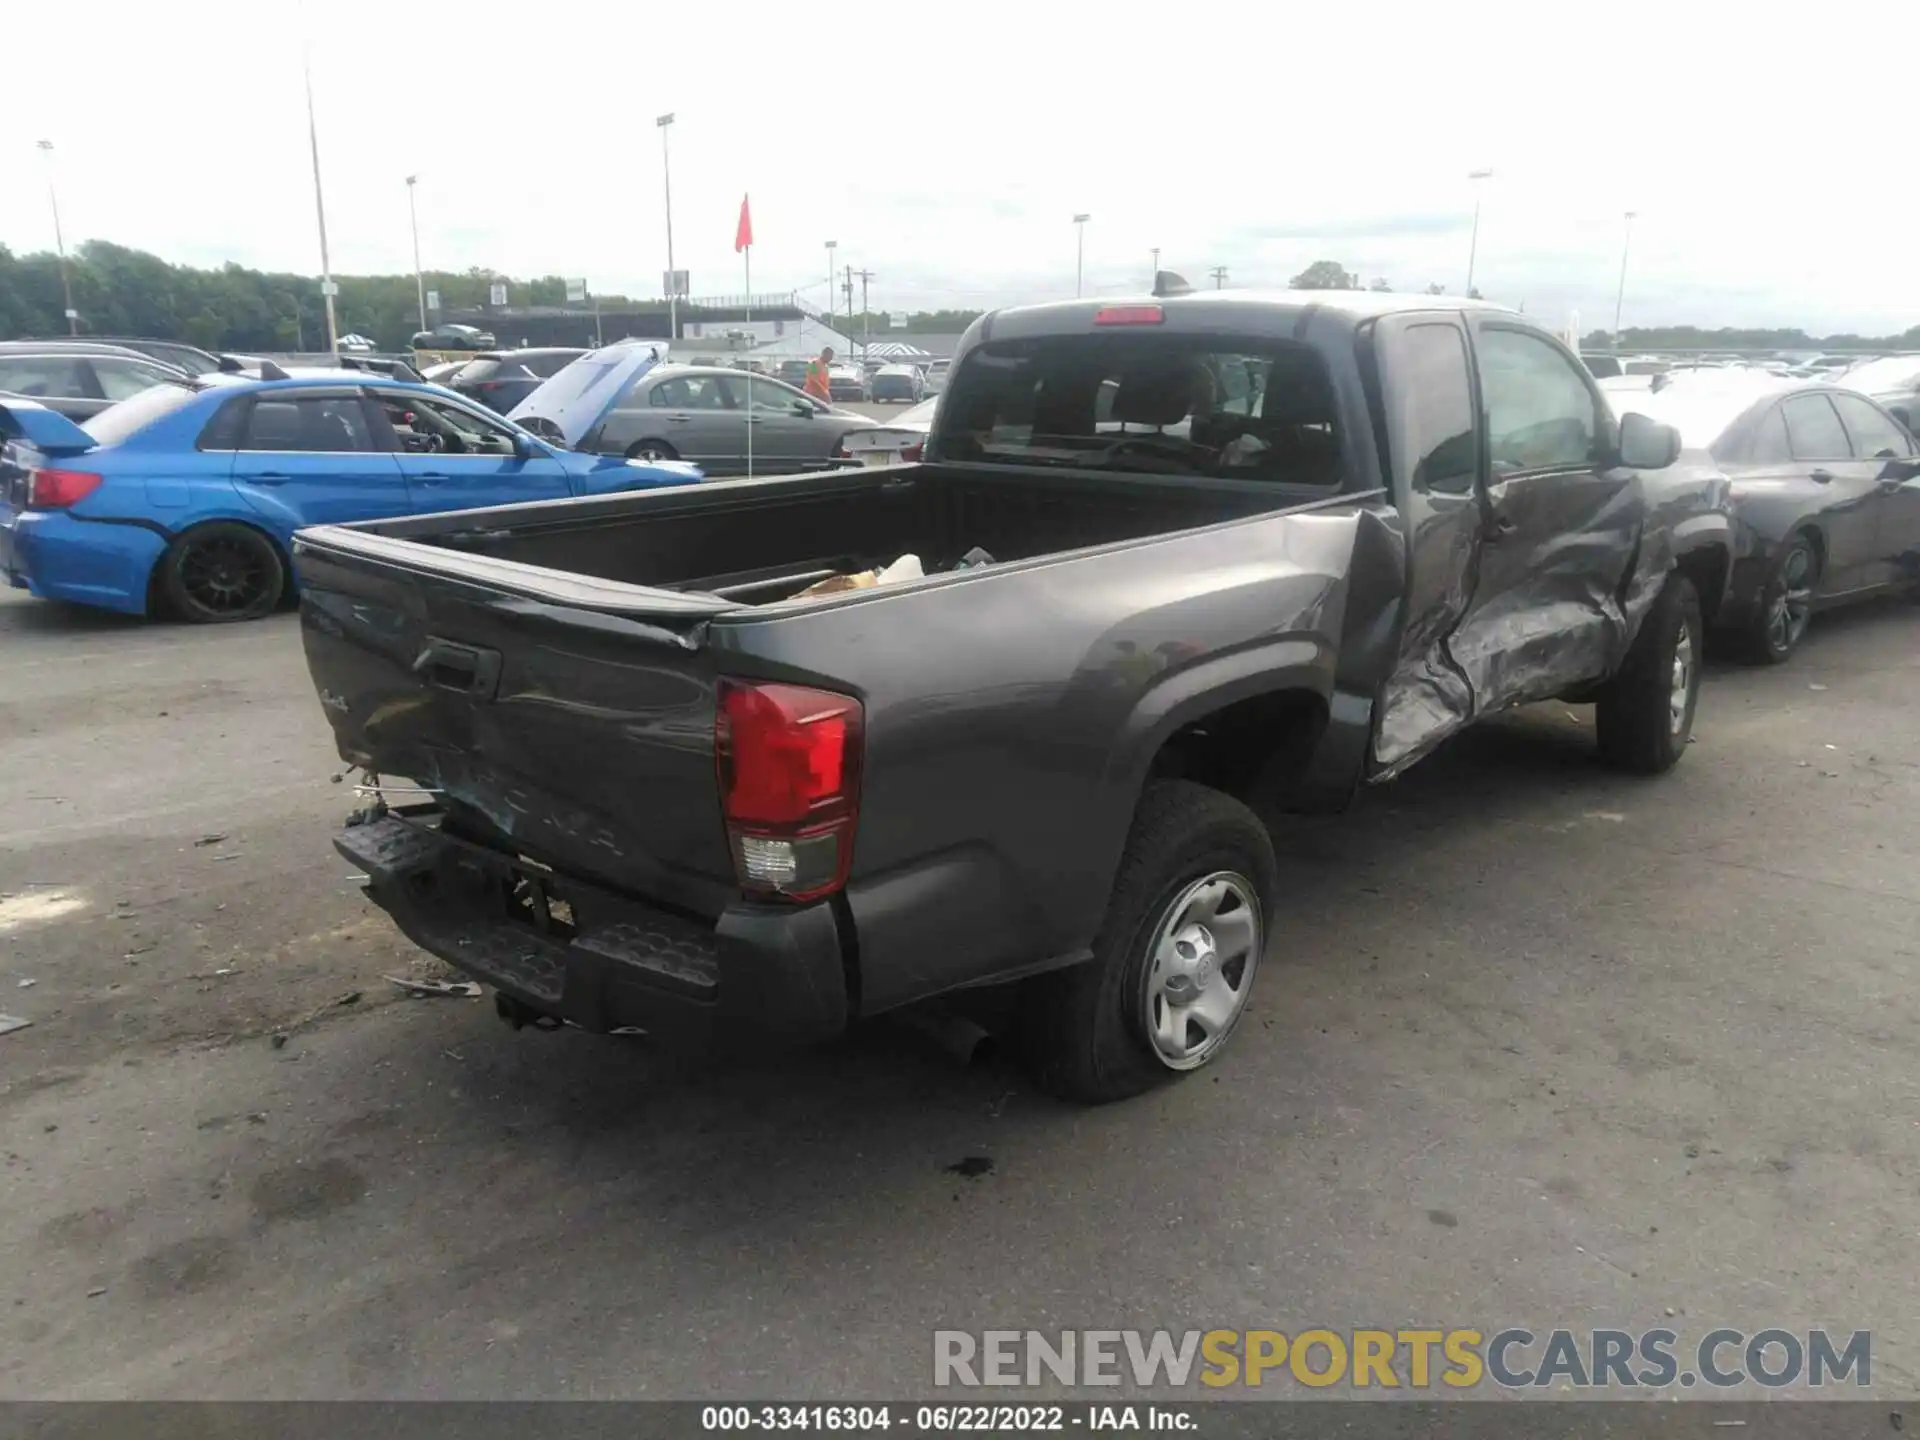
[841,396,938,465]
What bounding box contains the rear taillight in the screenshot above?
[27,468,103,510]
[715,680,863,902]
[901,442,924,462]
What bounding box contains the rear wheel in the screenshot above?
[160,523,284,624]
[1594,573,1702,774]
[626,440,679,463]
[1020,781,1276,1103]
[1740,533,1818,663]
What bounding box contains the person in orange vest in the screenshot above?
[802,346,835,403]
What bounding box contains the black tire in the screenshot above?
[159,522,285,624]
[626,440,679,463]
[1019,780,1278,1103]
[1737,533,1819,664]
[1594,573,1702,774]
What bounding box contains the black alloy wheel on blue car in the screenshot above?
[161,522,285,623]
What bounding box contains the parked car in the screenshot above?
[1581,352,1624,379]
[922,357,951,395]
[511,350,878,476]
[296,289,1729,1101]
[839,396,937,465]
[409,323,496,352]
[1610,374,1920,661]
[446,348,586,414]
[0,344,189,421]
[26,336,223,375]
[0,353,700,623]
[827,364,869,402]
[776,360,811,387]
[1829,354,1920,432]
[337,333,378,353]
[869,363,924,403]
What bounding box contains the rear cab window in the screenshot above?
[937,333,1345,486]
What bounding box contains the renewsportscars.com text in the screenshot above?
[933,1328,1871,1391]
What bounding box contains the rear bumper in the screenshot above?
[336,813,848,1047]
[1,510,164,615]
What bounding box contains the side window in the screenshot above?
[240,395,379,453]
[199,395,251,450]
[1390,322,1479,493]
[375,392,518,456]
[1748,405,1792,464]
[721,375,808,413]
[1475,328,1600,473]
[1781,394,1850,461]
[0,356,92,398]
[1830,394,1915,459]
[90,358,175,402]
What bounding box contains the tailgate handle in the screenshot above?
[413,637,502,699]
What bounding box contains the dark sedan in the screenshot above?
[1834,354,1920,432]
[409,323,496,352]
[446,348,587,413]
[1615,374,1920,661]
[580,363,875,475]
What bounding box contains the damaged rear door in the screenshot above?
[1370,314,1639,773]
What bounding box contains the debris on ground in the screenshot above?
[17,978,37,989]
[945,1155,995,1179]
[193,834,228,847]
[385,975,482,999]
[0,1015,32,1037]
[1808,683,1829,692]
[333,990,362,1007]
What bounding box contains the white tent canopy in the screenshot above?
[863,342,931,359]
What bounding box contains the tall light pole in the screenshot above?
[825,240,838,339]
[1464,168,1493,296]
[35,141,77,335]
[657,114,678,340]
[404,174,427,334]
[1612,211,1638,348]
[303,57,339,353]
[1073,213,1091,297]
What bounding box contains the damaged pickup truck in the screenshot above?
[295,288,1732,1102]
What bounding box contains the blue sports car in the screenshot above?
[0,346,698,622]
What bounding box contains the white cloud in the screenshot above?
[0,0,1913,333]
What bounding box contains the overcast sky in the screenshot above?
[2,1,1914,334]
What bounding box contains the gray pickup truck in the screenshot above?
[295,290,1731,1102]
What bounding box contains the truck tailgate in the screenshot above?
[295,528,742,917]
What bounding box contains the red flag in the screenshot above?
[734,194,754,253]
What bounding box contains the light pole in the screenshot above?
[1612,211,1638,347]
[656,114,678,340]
[405,174,426,334]
[1073,213,1091,297]
[1150,246,1160,289]
[35,141,77,335]
[1464,168,1493,296]
[825,240,838,340]
[303,57,339,353]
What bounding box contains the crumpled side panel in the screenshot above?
[1372,501,1477,772]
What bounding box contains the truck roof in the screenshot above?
[975,288,1517,342]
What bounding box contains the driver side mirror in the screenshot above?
[1878,456,1920,484]
[1888,403,1914,432]
[1617,410,1681,470]
[792,402,814,418]
[512,432,537,459]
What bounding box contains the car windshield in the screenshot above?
[938,333,1342,484]
[1837,356,1920,391]
[80,381,202,445]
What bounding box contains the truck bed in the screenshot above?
[344,462,1309,606]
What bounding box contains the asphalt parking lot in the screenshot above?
[2,584,1917,1400]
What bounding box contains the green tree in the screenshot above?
[1289,260,1357,290]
